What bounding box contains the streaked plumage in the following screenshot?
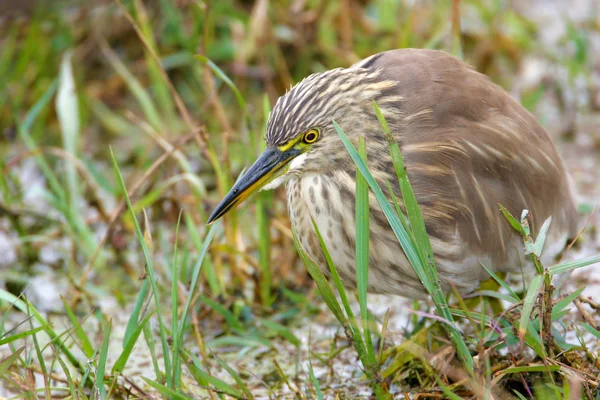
[210,49,578,299]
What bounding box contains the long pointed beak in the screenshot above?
[207,146,300,225]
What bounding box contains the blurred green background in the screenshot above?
[1,0,599,398]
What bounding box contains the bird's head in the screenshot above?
[207,65,399,225]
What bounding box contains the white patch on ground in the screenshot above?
[0,231,17,267]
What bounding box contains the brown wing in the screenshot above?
[366,49,577,264]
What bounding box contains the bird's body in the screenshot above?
[210,49,578,299]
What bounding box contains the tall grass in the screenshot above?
[1,0,599,398]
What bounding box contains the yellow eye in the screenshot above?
[303,129,319,144]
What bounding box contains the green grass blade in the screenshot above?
[519,274,544,345]
[355,136,375,364]
[260,319,301,347]
[334,120,421,270]
[95,319,111,400]
[385,180,413,242]
[195,55,246,111]
[528,216,552,257]
[292,227,345,324]
[142,377,193,400]
[499,204,525,235]
[61,297,94,358]
[0,325,47,347]
[309,220,370,367]
[373,103,437,277]
[257,190,273,307]
[480,263,519,301]
[123,278,150,347]
[56,50,80,215]
[548,255,600,275]
[0,290,85,374]
[0,347,25,377]
[102,42,164,131]
[54,348,79,399]
[333,118,473,373]
[178,223,218,337]
[184,212,221,296]
[499,365,561,375]
[552,288,584,316]
[143,321,162,381]
[437,377,463,400]
[112,312,155,375]
[581,322,600,340]
[294,224,379,377]
[17,81,65,204]
[110,148,172,385]
[187,353,244,398]
[171,211,183,390]
[308,355,324,400]
[212,352,254,400]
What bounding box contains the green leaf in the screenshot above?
[308,219,370,369]
[195,54,246,111]
[112,312,155,375]
[308,356,323,400]
[480,262,519,301]
[187,353,244,398]
[0,347,24,377]
[260,319,301,347]
[56,50,81,212]
[123,279,150,347]
[95,319,112,399]
[179,223,218,334]
[520,210,531,237]
[0,325,47,347]
[499,364,560,375]
[499,204,524,235]
[374,103,436,275]
[171,211,183,390]
[355,136,375,364]
[581,322,600,340]
[526,217,552,257]
[142,377,193,400]
[519,275,544,346]
[61,297,94,358]
[0,290,85,376]
[292,227,345,325]
[199,295,243,331]
[212,352,254,400]
[552,288,584,317]
[548,254,600,275]
[471,290,519,304]
[54,347,79,399]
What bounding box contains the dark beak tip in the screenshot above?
[204,146,289,226]
[206,210,221,226]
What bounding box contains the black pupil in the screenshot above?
[306,133,316,142]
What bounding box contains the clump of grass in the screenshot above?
[1,0,599,398]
